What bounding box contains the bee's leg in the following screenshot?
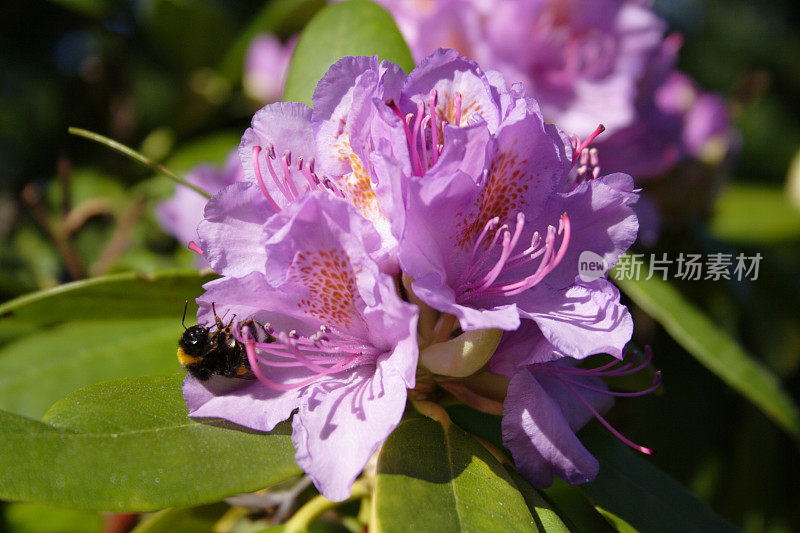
[212,302,226,330]
[245,319,274,343]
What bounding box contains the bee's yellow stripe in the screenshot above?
[177,347,202,367]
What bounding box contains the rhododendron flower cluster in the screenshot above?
[183,50,658,501]
[368,0,736,181]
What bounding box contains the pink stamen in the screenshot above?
[297,157,320,190]
[462,217,500,280]
[282,152,300,199]
[497,214,571,296]
[475,213,526,292]
[429,90,439,165]
[245,341,304,391]
[265,150,291,201]
[552,372,655,455]
[559,371,662,397]
[237,322,373,392]
[251,146,281,211]
[453,92,463,127]
[572,124,606,166]
[188,241,203,256]
[245,339,361,392]
[411,101,425,176]
[420,116,431,170]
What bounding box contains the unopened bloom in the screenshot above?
[184,193,418,501]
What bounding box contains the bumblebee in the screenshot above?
[177,302,270,381]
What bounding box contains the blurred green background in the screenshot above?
[1,0,799,531]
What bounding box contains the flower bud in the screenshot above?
[420,328,502,377]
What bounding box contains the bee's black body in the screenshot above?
[178,305,273,381]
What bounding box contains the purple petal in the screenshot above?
[244,34,295,103]
[399,169,522,331]
[543,172,639,289]
[313,55,405,178]
[520,278,633,360]
[402,49,502,133]
[238,102,315,209]
[292,358,408,501]
[502,367,600,488]
[183,372,304,432]
[533,366,614,433]
[197,181,278,277]
[156,151,243,247]
[488,321,562,378]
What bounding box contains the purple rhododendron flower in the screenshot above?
[244,34,295,104]
[185,192,418,501]
[398,79,637,356]
[156,150,243,248]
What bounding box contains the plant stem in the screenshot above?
[68,127,212,198]
[434,313,456,343]
[284,480,370,533]
[20,183,86,280]
[410,397,452,428]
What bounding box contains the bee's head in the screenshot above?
[180,325,209,354]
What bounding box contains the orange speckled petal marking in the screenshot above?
[340,152,385,227]
[289,248,362,329]
[456,141,531,248]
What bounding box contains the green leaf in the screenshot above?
[0,374,300,511]
[613,266,800,439]
[503,468,571,532]
[543,479,616,533]
[0,318,181,419]
[218,0,325,80]
[163,131,242,175]
[445,403,504,451]
[594,508,638,533]
[710,183,800,243]
[3,502,103,533]
[580,424,737,533]
[131,503,228,533]
[283,0,414,105]
[0,269,215,325]
[374,417,541,532]
[445,404,598,531]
